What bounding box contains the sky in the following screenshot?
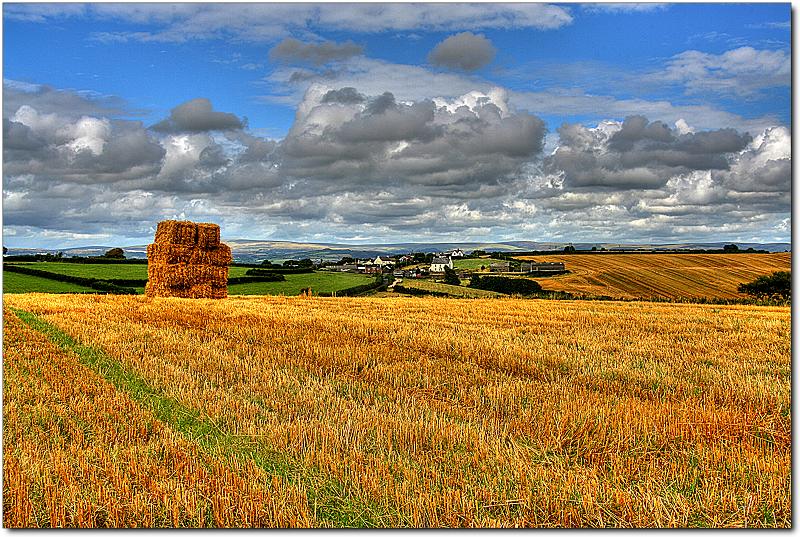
[2,2,792,248]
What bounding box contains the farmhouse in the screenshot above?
[374,256,393,267]
[489,261,510,272]
[430,256,453,273]
[448,248,465,258]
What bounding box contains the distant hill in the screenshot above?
[5,240,791,264]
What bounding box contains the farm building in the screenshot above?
[489,261,510,272]
[430,256,454,273]
[520,261,566,274]
[448,249,465,258]
[374,256,393,267]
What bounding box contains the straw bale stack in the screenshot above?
[145,220,231,299]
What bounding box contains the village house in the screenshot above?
[430,256,454,273]
[448,248,465,258]
[374,256,393,268]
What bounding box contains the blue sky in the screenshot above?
[2,3,791,248]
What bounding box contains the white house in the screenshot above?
[374,256,393,267]
[430,256,453,273]
[449,248,465,258]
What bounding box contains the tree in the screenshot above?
[469,275,542,295]
[260,259,274,266]
[104,248,125,259]
[738,271,791,300]
[2,246,7,255]
[723,244,739,252]
[563,245,576,253]
[443,266,460,286]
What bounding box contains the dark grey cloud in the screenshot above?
[278,87,545,197]
[546,115,752,189]
[151,98,244,133]
[3,87,165,184]
[269,38,363,65]
[3,118,46,151]
[3,80,130,120]
[321,87,365,105]
[428,32,496,71]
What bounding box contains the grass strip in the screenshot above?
[10,307,401,528]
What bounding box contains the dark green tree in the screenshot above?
[738,271,791,300]
[443,266,460,286]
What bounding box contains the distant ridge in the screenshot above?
[5,240,791,263]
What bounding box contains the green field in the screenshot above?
[398,278,502,297]
[3,272,95,294]
[4,262,369,296]
[452,257,493,270]
[228,272,373,295]
[8,262,253,279]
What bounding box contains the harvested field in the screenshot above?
[512,253,791,299]
[4,293,790,528]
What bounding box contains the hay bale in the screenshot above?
[146,219,229,299]
[190,244,232,266]
[147,243,194,264]
[196,223,221,248]
[154,220,198,246]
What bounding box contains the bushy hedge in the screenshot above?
[469,275,542,295]
[392,285,450,298]
[107,278,149,286]
[3,264,138,294]
[243,269,291,279]
[239,266,314,274]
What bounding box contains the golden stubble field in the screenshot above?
[3,293,791,528]
[514,253,791,299]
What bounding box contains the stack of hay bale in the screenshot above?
[145,220,231,299]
